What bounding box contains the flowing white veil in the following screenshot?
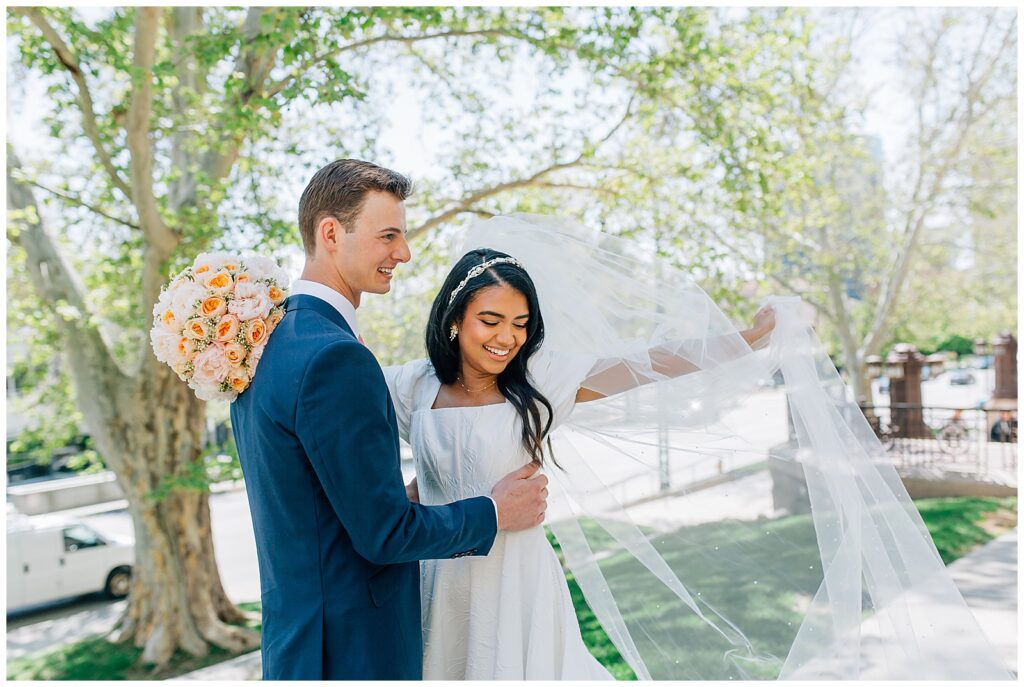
[459,214,1011,680]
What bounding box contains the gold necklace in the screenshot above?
[457,376,497,393]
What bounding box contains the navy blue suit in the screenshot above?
[230,295,497,680]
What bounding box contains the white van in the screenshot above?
[7,513,135,612]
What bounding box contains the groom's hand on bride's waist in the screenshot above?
[490,461,549,532]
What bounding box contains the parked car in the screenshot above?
[948,370,977,386]
[6,512,134,613]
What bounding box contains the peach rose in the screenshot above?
[193,264,211,276]
[265,308,284,331]
[160,308,178,329]
[244,318,267,347]
[200,296,227,318]
[178,337,195,358]
[223,261,239,272]
[203,270,233,294]
[235,272,251,283]
[185,318,211,340]
[227,367,250,393]
[215,314,240,342]
[223,342,246,367]
[268,286,285,304]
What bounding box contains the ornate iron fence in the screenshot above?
[859,403,1017,475]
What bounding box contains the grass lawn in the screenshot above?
[7,497,1015,680]
[555,495,1017,680]
[5,602,261,680]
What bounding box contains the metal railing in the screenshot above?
[859,403,1017,475]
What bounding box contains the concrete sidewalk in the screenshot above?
[945,527,1017,675]
[172,527,1019,681]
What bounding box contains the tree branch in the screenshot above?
[20,176,141,230]
[14,8,132,199]
[198,8,278,187]
[407,96,636,240]
[127,7,178,256]
[8,146,126,393]
[264,29,517,100]
[861,14,1014,356]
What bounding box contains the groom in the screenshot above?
[230,159,549,680]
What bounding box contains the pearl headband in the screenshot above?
[447,256,523,306]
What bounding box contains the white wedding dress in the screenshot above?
[384,349,614,680]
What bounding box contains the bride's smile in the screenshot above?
[456,284,529,379]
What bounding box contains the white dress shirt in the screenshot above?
[289,279,360,337]
[287,279,501,526]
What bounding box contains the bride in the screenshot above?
[382,214,1011,681]
[384,241,774,680]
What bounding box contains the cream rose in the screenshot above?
[170,281,206,321]
[242,255,287,283]
[192,251,236,275]
[191,344,232,387]
[229,281,272,321]
[150,328,184,365]
[191,381,235,403]
[246,342,266,373]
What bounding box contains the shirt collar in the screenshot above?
[289,279,359,336]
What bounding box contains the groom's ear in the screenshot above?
[317,216,340,254]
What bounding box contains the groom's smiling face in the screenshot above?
[328,190,410,305]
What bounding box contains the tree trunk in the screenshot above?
[96,359,260,667]
[9,154,259,669]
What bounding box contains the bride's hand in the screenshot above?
[742,305,775,349]
[405,477,420,503]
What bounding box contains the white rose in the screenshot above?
[228,281,272,321]
[152,292,181,332]
[190,343,232,387]
[190,380,236,403]
[170,281,206,322]
[243,254,289,284]
[192,251,237,273]
[246,341,266,374]
[150,328,185,366]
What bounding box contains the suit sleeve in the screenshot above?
[296,340,496,565]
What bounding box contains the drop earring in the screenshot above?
[449,324,459,341]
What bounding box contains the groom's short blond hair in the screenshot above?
[298,159,412,257]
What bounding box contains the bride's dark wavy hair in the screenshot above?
[426,248,558,466]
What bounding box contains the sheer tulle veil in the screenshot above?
[458,214,1011,680]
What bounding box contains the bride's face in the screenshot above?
[457,284,530,377]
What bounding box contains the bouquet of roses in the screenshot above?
[150,252,289,402]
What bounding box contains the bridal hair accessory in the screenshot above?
[447,256,523,306]
[149,252,290,402]
[449,324,459,341]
